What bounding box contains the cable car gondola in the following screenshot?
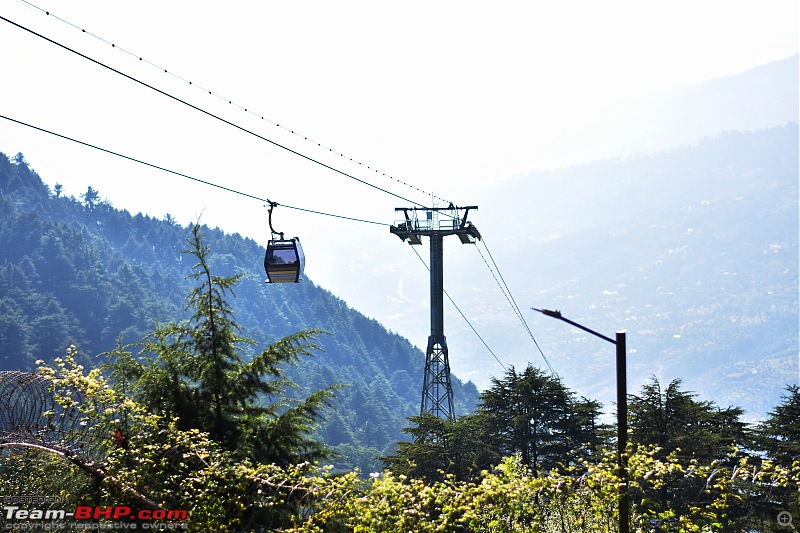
[264,203,305,284]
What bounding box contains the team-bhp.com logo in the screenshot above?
[74,506,187,522]
[3,504,188,529]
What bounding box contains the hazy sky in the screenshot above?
[1,0,797,375]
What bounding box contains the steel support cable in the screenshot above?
[7,107,502,374]
[479,239,558,377]
[475,239,559,378]
[0,14,427,210]
[408,245,507,371]
[3,102,509,376]
[0,113,386,227]
[16,0,453,207]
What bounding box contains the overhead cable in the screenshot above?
[475,239,559,378]
[14,0,453,206]
[2,111,508,372]
[0,113,385,226]
[1,109,508,373]
[3,11,545,373]
[0,14,426,210]
[408,245,507,372]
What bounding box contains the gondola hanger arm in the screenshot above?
[267,201,284,240]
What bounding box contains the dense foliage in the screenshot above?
[0,151,479,471]
[1,353,797,531]
[0,148,797,531]
[384,364,608,481]
[628,377,750,463]
[104,225,339,466]
[377,369,799,531]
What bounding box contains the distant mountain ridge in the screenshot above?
[340,57,798,422]
[469,125,799,421]
[323,57,799,394]
[585,55,800,162]
[0,154,479,472]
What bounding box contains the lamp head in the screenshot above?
[532,308,562,319]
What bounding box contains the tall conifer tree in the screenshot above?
[477,364,602,472]
[757,385,800,468]
[628,377,748,463]
[107,225,338,465]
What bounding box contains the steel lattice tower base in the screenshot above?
[421,335,455,419]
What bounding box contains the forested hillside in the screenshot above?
[0,151,479,471]
[2,145,797,533]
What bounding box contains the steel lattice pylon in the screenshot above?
[420,338,454,419]
[391,206,481,420]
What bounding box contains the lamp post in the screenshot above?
[532,308,629,533]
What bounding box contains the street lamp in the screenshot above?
[532,308,629,533]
